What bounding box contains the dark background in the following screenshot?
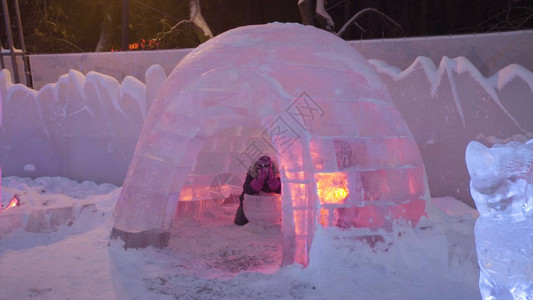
[1,0,532,54]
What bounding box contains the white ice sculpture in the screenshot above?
[466,140,533,299]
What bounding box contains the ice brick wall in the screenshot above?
[110,23,430,266]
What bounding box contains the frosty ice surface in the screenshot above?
[466,139,533,299]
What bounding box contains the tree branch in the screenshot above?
[298,0,314,26]
[336,8,403,37]
[55,38,84,52]
[189,0,213,39]
[316,0,335,31]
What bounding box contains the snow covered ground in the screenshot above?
[0,176,480,299]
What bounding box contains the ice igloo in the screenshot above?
[110,23,430,266]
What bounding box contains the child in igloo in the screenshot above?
[234,155,281,225]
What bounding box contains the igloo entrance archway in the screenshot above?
[111,23,430,267]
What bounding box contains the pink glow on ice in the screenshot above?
[111,23,430,267]
[288,183,307,208]
[1,194,21,213]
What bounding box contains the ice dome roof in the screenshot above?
[111,23,430,267]
[156,22,390,112]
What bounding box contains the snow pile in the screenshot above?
[0,177,117,241]
[0,176,480,299]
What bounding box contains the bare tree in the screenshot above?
[95,1,120,52]
[153,0,213,48]
[473,1,533,32]
[298,0,335,31]
[315,0,335,31]
[337,8,403,37]
[298,0,315,26]
[189,0,213,39]
[94,0,213,51]
[298,0,402,38]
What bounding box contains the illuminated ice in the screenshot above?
[111,23,430,266]
[466,139,533,299]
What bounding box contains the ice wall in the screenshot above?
[1,56,532,208]
[352,30,533,77]
[371,57,533,206]
[27,30,533,90]
[0,66,167,185]
[29,49,189,90]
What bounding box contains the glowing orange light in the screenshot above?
[289,183,307,207]
[284,171,305,181]
[3,194,21,211]
[178,187,194,202]
[309,142,324,171]
[315,172,349,204]
[293,210,307,235]
[8,200,17,208]
[319,208,330,227]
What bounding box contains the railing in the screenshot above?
[1,0,32,88]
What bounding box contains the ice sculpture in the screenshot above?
[466,140,533,299]
[110,23,431,266]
